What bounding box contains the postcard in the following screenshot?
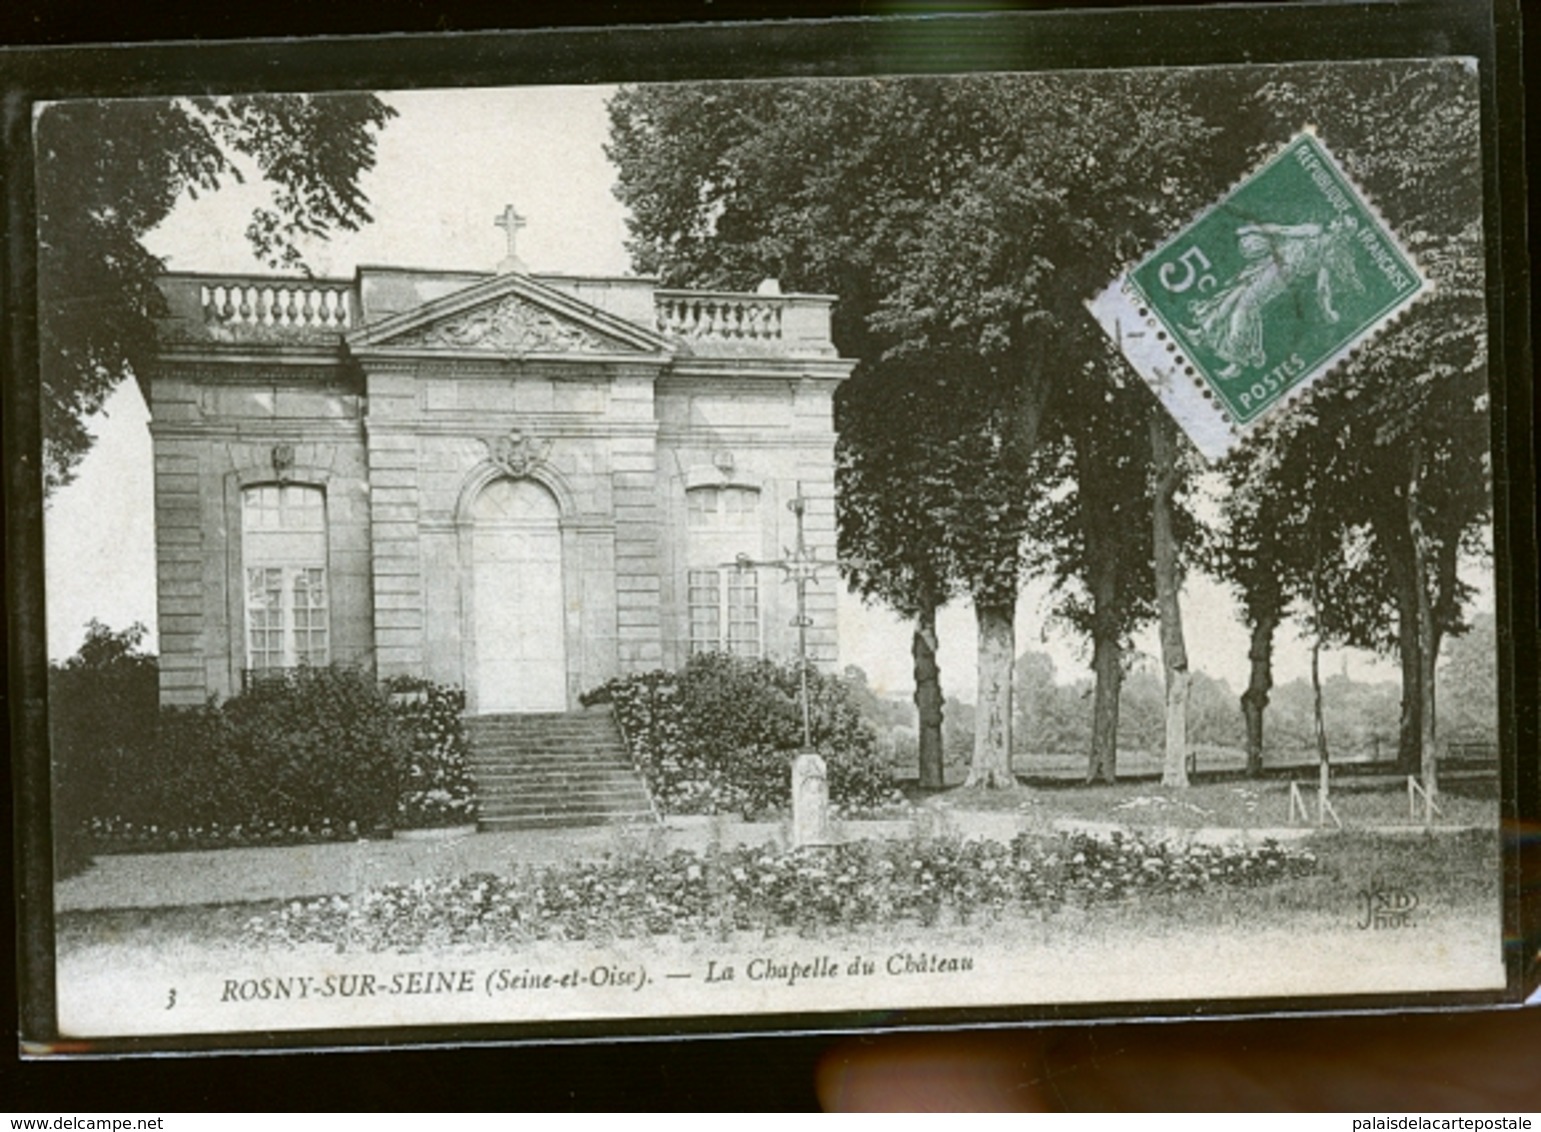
[9,4,1532,1053]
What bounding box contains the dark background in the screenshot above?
[3,0,1535,1112]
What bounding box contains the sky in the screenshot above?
[41,83,1487,702]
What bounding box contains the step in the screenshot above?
[472,773,652,792]
[469,757,636,771]
[465,730,622,739]
[474,783,653,804]
[479,813,653,832]
[477,789,652,809]
[471,774,646,792]
[464,708,656,832]
[477,793,653,811]
[468,744,631,758]
[471,758,632,769]
[479,796,653,816]
[471,740,625,748]
[467,719,619,729]
[469,746,632,760]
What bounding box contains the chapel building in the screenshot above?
[146,226,852,714]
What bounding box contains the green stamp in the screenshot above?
[1089,131,1428,461]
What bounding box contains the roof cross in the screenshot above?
[494,204,528,273]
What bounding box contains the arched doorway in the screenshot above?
[469,477,566,712]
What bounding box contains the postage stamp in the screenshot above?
[1088,131,1428,461]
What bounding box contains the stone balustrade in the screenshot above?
[654,291,784,343]
[157,273,358,347]
[201,278,355,330]
[157,273,837,357]
[653,288,839,358]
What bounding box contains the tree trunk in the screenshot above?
[1084,486,1121,786]
[912,602,945,791]
[1395,588,1423,775]
[1088,633,1122,784]
[1150,413,1190,789]
[1309,531,1332,811]
[1240,611,1277,778]
[966,602,1017,789]
[1373,504,1422,775]
[1311,593,1331,776]
[1312,632,1333,811]
[1406,441,1440,807]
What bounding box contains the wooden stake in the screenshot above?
[1288,781,1310,825]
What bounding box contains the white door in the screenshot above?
[471,479,567,712]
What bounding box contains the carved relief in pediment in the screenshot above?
[390,296,620,353]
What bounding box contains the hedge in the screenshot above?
[50,632,476,862]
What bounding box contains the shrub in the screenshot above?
[55,653,475,853]
[48,621,159,874]
[220,667,408,832]
[585,653,900,817]
[385,676,478,828]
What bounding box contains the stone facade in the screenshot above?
[147,264,853,711]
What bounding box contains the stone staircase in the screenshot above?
[465,709,657,831]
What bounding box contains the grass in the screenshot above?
[906,743,1493,788]
[907,768,1498,832]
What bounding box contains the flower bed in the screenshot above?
[240,830,1319,950]
[386,677,478,830]
[83,816,371,852]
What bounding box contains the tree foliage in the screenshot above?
[609,63,1491,792]
[609,73,1232,785]
[35,94,396,490]
[1207,62,1490,781]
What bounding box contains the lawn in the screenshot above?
[910,769,1498,833]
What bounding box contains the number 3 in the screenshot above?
[1159,247,1216,294]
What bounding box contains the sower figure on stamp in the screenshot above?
[1184,215,1365,378]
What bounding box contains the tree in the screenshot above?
[1209,440,1293,776]
[837,362,963,789]
[1207,408,1340,777]
[826,73,1232,787]
[609,72,1240,787]
[1148,413,1194,787]
[1013,650,1092,760]
[609,79,981,786]
[48,620,158,874]
[1438,611,1498,742]
[35,94,396,491]
[609,77,1046,788]
[1032,369,1158,783]
[1249,62,1490,801]
[1196,61,1489,792]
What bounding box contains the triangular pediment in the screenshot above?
[346,272,674,358]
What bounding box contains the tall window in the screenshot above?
[685,485,761,657]
[687,485,760,531]
[243,484,328,671]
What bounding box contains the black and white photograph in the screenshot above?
[11,6,1533,1054]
